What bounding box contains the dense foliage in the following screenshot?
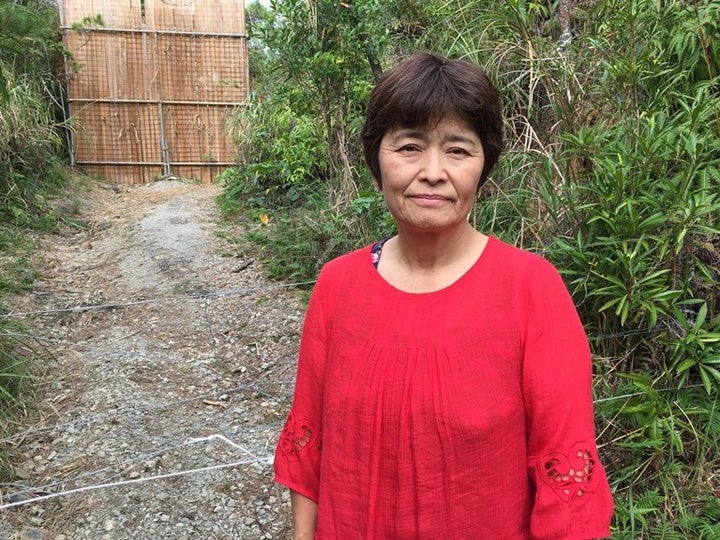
[0,0,69,225]
[0,0,68,467]
[222,0,720,535]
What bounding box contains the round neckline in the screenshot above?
[366,235,496,298]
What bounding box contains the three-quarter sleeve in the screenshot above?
[522,258,614,539]
[274,277,327,502]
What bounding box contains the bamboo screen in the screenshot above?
[59,0,248,184]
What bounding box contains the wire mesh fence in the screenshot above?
[59,0,248,184]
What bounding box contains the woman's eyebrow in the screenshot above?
[389,128,426,141]
[443,133,481,145]
[388,129,480,146]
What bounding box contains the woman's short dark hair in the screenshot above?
[361,52,503,188]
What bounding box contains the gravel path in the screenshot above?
[1,180,304,539]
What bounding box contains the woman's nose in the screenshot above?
[420,150,447,183]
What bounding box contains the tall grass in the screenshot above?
[0,61,67,411]
[0,0,68,474]
[0,64,68,228]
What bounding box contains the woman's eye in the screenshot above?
[449,147,470,156]
[398,145,420,153]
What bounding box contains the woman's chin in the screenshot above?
[397,217,469,234]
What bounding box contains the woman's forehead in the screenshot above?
[385,115,479,140]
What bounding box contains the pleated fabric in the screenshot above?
[275,236,613,539]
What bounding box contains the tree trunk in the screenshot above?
[559,0,574,43]
[328,97,357,207]
[343,0,383,82]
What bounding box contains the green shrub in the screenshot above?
[0,61,68,229]
[223,92,328,210]
[531,1,720,534]
[222,184,393,283]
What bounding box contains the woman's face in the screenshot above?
[377,115,485,234]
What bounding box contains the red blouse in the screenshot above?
[275,236,613,539]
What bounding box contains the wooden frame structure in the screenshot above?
[59,0,248,184]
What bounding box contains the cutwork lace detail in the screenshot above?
[278,411,320,462]
[540,442,598,508]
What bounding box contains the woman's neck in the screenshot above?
[377,223,488,293]
[394,223,485,269]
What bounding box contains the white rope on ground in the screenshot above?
[1,425,281,498]
[186,434,269,463]
[0,456,272,511]
[0,434,274,511]
[0,280,317,320]
[0,374,294,492]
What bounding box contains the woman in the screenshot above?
[274,52,613,539]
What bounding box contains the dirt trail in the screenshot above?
[1,180,303,539]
